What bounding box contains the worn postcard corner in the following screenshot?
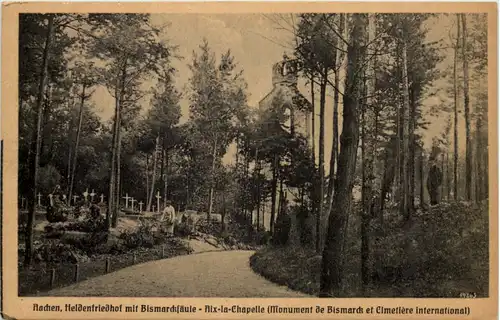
[1,1,498,320]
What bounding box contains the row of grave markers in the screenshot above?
[122,191,163,213]
[19,189,165,213]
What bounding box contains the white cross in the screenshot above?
[48,194,53,206]
[21,196,25,208]
[83,189,89,201]
[73,195,79,205]
[123,194,131,208]
[130,198,136,211]
[155,191,161,212]
[90,189,96,202]
[152,205,155,212]
[100,194,105,203]
[139,201,143,212]
[37,193,42,206]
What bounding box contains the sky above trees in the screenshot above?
[87,13,481,169]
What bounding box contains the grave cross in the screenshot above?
[123,194,131,208]
[152,205,156,212]
[100,194,105,203]
[155,191,161,213]
[48,194,54,206]
[90,189,96,202]
[20,196,25,209]
[83,189,89,202]
[37,193,42,206]
[130,198,136,211]
[73,195,79,205]
[139,201,143,213]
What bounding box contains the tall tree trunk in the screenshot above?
[277,175,284,223]
[164,149,169,205]
[482,129,488,200]
[111,59,127,227]
[208,136,218,219]
[221,192,226,233]
[245,153,250,225]
[361,13,377,288]
[112,121,122,227]
[270,153,278,234]
[25,15,54,266]
[160,137,165,204]
[475,118,482,201]
[256,158,261,231]
[360,93,369,286]
[396,41,404,205]
[409,86,418,213]
[107,93,119,229]
[254,144,260,230]
[316,70,327,253]
[146,153,149,202]
[461,14,472,201]
[320,14,363,297]
[235,136,240,166]
[66,97,75,191]
[446,149,451,201]
[401,34,411,221]
[311,76,315,161]
[147,135,160,211]
[420,149,425,207]
[68,83,86,204]
[441,153,445,199]
[327,15,340,200]
[453,15,460,201]
[326,13,346,222]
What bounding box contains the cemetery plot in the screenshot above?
[18,189,260,296]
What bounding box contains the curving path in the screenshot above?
[44,250,310,297]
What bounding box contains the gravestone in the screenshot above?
[123,194,130,208]
[37,193,42,206]
[155,191,161,212]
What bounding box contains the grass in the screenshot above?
[250,201,489,298]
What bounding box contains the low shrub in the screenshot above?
[61,231,109,255]
[174,218,195,238]
[46,205,69,223]
[272,212,291,245]
[371,201,489,296]
[251,201,489,298]
[250,245,320,296]
[254,230,272,246]
[119,220,175,249]
[28,241,89,265]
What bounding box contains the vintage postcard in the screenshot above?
[1,1,498,319]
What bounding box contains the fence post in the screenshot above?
[105,257,110,273]
[50,268,56,289]
[74,264,79,282]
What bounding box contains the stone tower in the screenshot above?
[258,56,311,142]
[256,57,313,232]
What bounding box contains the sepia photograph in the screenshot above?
[3,3,496,317]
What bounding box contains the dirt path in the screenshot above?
[45,250,310,297]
